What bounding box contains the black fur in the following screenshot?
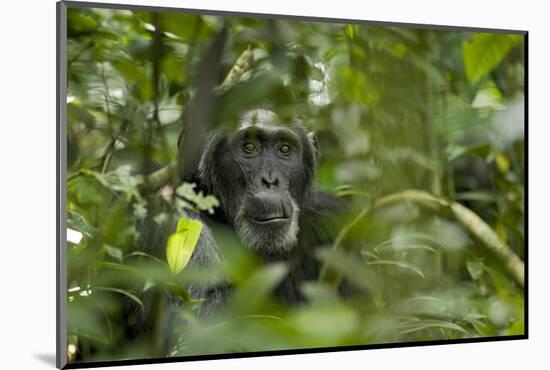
[183,109,346,313]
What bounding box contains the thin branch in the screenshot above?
[377,190,524,287]
[177,25,228,182]
[99,63,119,174]
[215,45,254,93]
[152,13,163,129]
[138,161,178,195]
[321,190,524,288]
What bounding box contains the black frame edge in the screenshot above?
[523,32,529,339]
[57,1,68,369]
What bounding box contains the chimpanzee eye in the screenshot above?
[279,144,291,154]
[242,142,257,154]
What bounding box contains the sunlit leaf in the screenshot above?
[508,321,524,335]
[176,183,220,214]
[166,217,203,275]
[495,153,511,173]
[464,33,522,84]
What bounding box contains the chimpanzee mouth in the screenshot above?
[250,216,290,225]
[236,197,300,252]
[242,191,294,226]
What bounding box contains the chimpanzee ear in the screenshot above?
[307,131,320,158]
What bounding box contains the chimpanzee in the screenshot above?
[184,109,346,313]
[126,109,346,343]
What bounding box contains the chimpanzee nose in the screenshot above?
[261,174,279,189]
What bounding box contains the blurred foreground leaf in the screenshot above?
[93,286,144,309]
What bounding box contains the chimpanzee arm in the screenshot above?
[184,215,232,320]
[124,207,229,345]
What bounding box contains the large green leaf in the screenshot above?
[166,217,203,275]
[463,33,523,83]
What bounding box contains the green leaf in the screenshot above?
[81,167,143,201]
[166,281,194,303]
[176,183,220,214]
[371,239,438,254]
[446,143,492,162]
[95,261,142,275]
[102,245,123,262]
[166,217,203,275]
[68,103,96,128]
[67,301,111,345]
[68,174,109,207]
[67,209,95,237]
[229,263,288,313]
[399,319,468,335]
[366,260,425,279]
[344,24,358,40]
[124,251,165,265]
[470,319,492,336]
[463,33,523,84]
[301,282,341,303]
[67,9,98,36]
[288,303,359,342]
[93,286,144,309]
[455,191,497,203]
[509,321,524,335]
[467,260,485,280]
[317,248,382,296]
[113,59,145,83]
[163,14,213,40]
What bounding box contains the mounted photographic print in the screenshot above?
[56,1,527,368]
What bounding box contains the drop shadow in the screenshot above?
[34,353,57,367]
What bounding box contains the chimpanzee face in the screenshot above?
[198,109,318,253]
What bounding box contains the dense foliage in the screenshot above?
[65,6,525,364]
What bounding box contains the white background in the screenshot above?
[0,0,547,368]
